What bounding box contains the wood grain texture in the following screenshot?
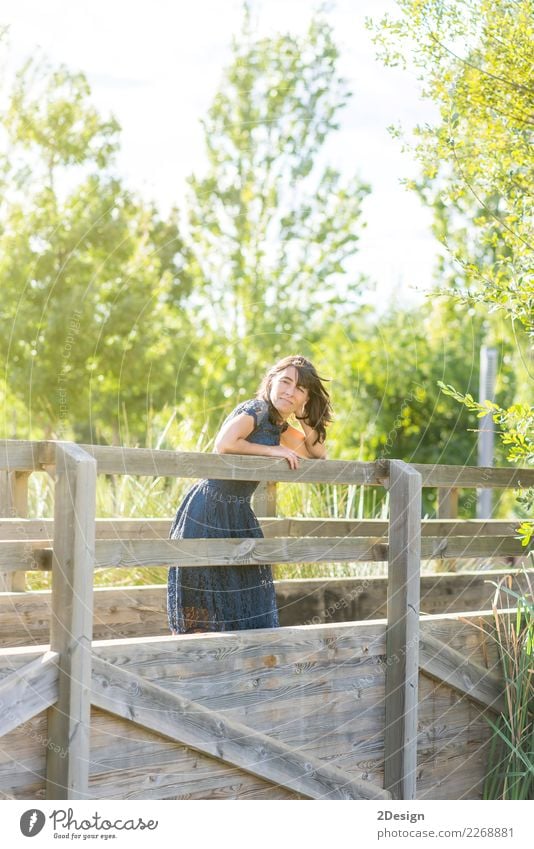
[0,516,521,540]
[46,443,96,801]
[0,651,58,735]
[1,573,528,645]
[385,460,422,801]
[1,439,532,488]
[419,632,506,713]
[0,612,506,800]
[1,533,528,574]
[91,654,391,800]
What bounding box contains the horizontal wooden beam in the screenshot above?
[411,463,534,489]
[1,439,532,489]
[0,441,50,472]
[91,654,391,800]
[0,517,521,541]
[421,535,530,559]
[92,537,389,569]
[0,651,59,736]
[419,633,506,714]
[0,533,529,573]
[0,569,529,644]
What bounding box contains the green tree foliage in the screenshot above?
[370,0,533,534]
[370,0,532,328]
[320,299,497,514]
[0,57,193,443]
[182,13,370,422]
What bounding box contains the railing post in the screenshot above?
[437,486,458,519]
[46,443,96,799]
[384,459,422,800]
[436,486,458,572]
[0,471,31,591]
[253,481,277,518]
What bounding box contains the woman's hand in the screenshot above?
[269,444,301,470]
[295,402,309,424]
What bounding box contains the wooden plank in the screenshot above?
[91,654,391,800]
[0,651,59,735]
[0,542,51,571]
[0,441,49,472]
[0,439,532,489]
[420,535,530,558]
[0,533,528,574]
[436,488,458,573]
[419,632,506,713]
[412,463,534,489]
[88,709,302,800]
[0,570,529,645]
[384,460,422,801]
[253,481,277,518]
[0,471,30,591]
[9,472,30,592]
[437,487,458,519]
[78,447,389,485]
[46,443,96,801]
[0,516,520,540]
[92,537,388,568]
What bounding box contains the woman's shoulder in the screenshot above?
[225,397,270,429]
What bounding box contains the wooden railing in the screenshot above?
[0,439,532,800]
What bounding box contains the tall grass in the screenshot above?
[273,481,389,580]
[483,569,534,800]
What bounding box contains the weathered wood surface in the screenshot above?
[0,613,505,800]
[437,487,458,519]
[0,569,530,646]
[1,533,528,573]
[384,460,421,800]
[46,443,96,800]
[0,471,30,591]
[419,633,505,714]
[1,439,532,489]
[8,440,383,485]
[411,463,534,489]
[0,441,47,472]
[275,569,531,625]
[0,516,520,542]
[253,480,277,518]
[0,651,58,735]
[91,654,390,800]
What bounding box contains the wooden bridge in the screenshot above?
[0,439,532,800]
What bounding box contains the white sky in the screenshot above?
[1,0,442,307]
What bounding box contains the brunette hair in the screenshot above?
[256,355,333,445]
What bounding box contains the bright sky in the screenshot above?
[1,0,442,308]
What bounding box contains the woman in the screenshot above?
[167,354,333,634]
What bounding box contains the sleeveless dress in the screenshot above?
[167,397,286,634]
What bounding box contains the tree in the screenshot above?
[0,56,193,443]
[182,12,371,424]
[370,0,533,538]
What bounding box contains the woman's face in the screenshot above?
[269,366,310,420]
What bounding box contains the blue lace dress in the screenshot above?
[167,398,285,633]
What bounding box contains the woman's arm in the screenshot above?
[214,413,302,469]
[281,422,328,459]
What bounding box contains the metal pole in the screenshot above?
[477,346,497,519]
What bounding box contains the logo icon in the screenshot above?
[20,809,46,837]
